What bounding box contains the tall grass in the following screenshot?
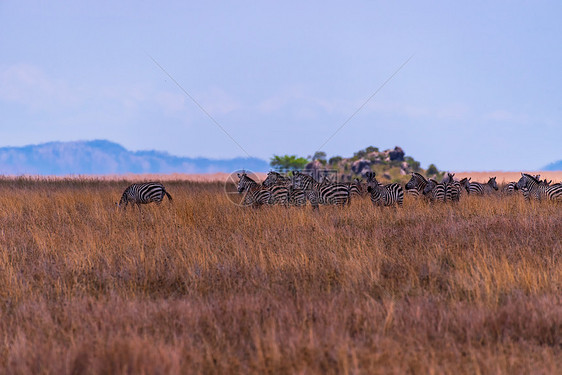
[0,178,560,374]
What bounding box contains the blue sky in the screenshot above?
[1,1,561,171]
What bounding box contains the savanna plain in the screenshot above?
[0,176,561,374]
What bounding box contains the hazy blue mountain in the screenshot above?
[0,140,269,175]
[544,160,562,171]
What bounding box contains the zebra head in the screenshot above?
[405,172,427,191]
[459,177,471,193]
[423,179,438,195]
[365,172,378,193]
[488,177,498,190]
[516,173,532,190]
[237,172,257,193]
[442,172,455,184]
[117,194,127,209]
[263,171,280,187]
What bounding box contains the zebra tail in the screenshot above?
[164,190,173,201]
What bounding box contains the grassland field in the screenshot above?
[0,176,561,374]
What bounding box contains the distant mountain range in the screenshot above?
[0,140,269,175]
[544,160,562,171]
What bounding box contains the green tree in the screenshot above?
[312,151,327,164]
[328,156,342,165]
[426,163,439,176]
[405,156,421,172]
[365,146,379,153]
[270,155,309,171]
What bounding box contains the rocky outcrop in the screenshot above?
[351,158,372,176]
[304,159,324,173]
[388,146,405,161]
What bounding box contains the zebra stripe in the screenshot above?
[292,171,350,208]
[349,178,367,198]
[405,172,429,197]
[445,181,462,202]
[423,179,446,203]
[503,182,518,194]
[516,173,562,202]
[263,171,291,188]
[466,177,498,195]
[365,172,403,207]
[118,182,173,210]
[288,185,307,206]
[237,173,271,207]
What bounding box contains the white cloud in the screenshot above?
[0,64,79,110]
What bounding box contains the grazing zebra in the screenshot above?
[118,182,173,210]
[292,171,350,209]
[516,173,562,202]
[423,179,446,203]
[405,172,429,197]
[237,173,271,207]
[365,172,403,207]
[466,177,498,195]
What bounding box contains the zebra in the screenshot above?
[423,179,446,203]
[504,174,542,195]
[349,178,367,198]
[237,172,271,207]
[466,177,498,195]
[442,172,456,185]
[118,182,173,210]
[503,182,519,195]
[262,171,291,188]
[516,173,562,202]
[442,173,462,202]
[445,180,462,202]
[365,172,403,207]
[288,185,307,206]
[261,171,293,206]
[292,171,350,209]
[405,172,429,197]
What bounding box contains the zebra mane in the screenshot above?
[411,172,428,182]
[298,171,318,183]
[240,173,257,184]
[522,173,540,184]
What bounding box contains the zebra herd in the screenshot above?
[234,171,562,209]
[236,171,404,209]
[115,172,561,211]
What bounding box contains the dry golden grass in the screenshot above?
[0,177,560,374]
